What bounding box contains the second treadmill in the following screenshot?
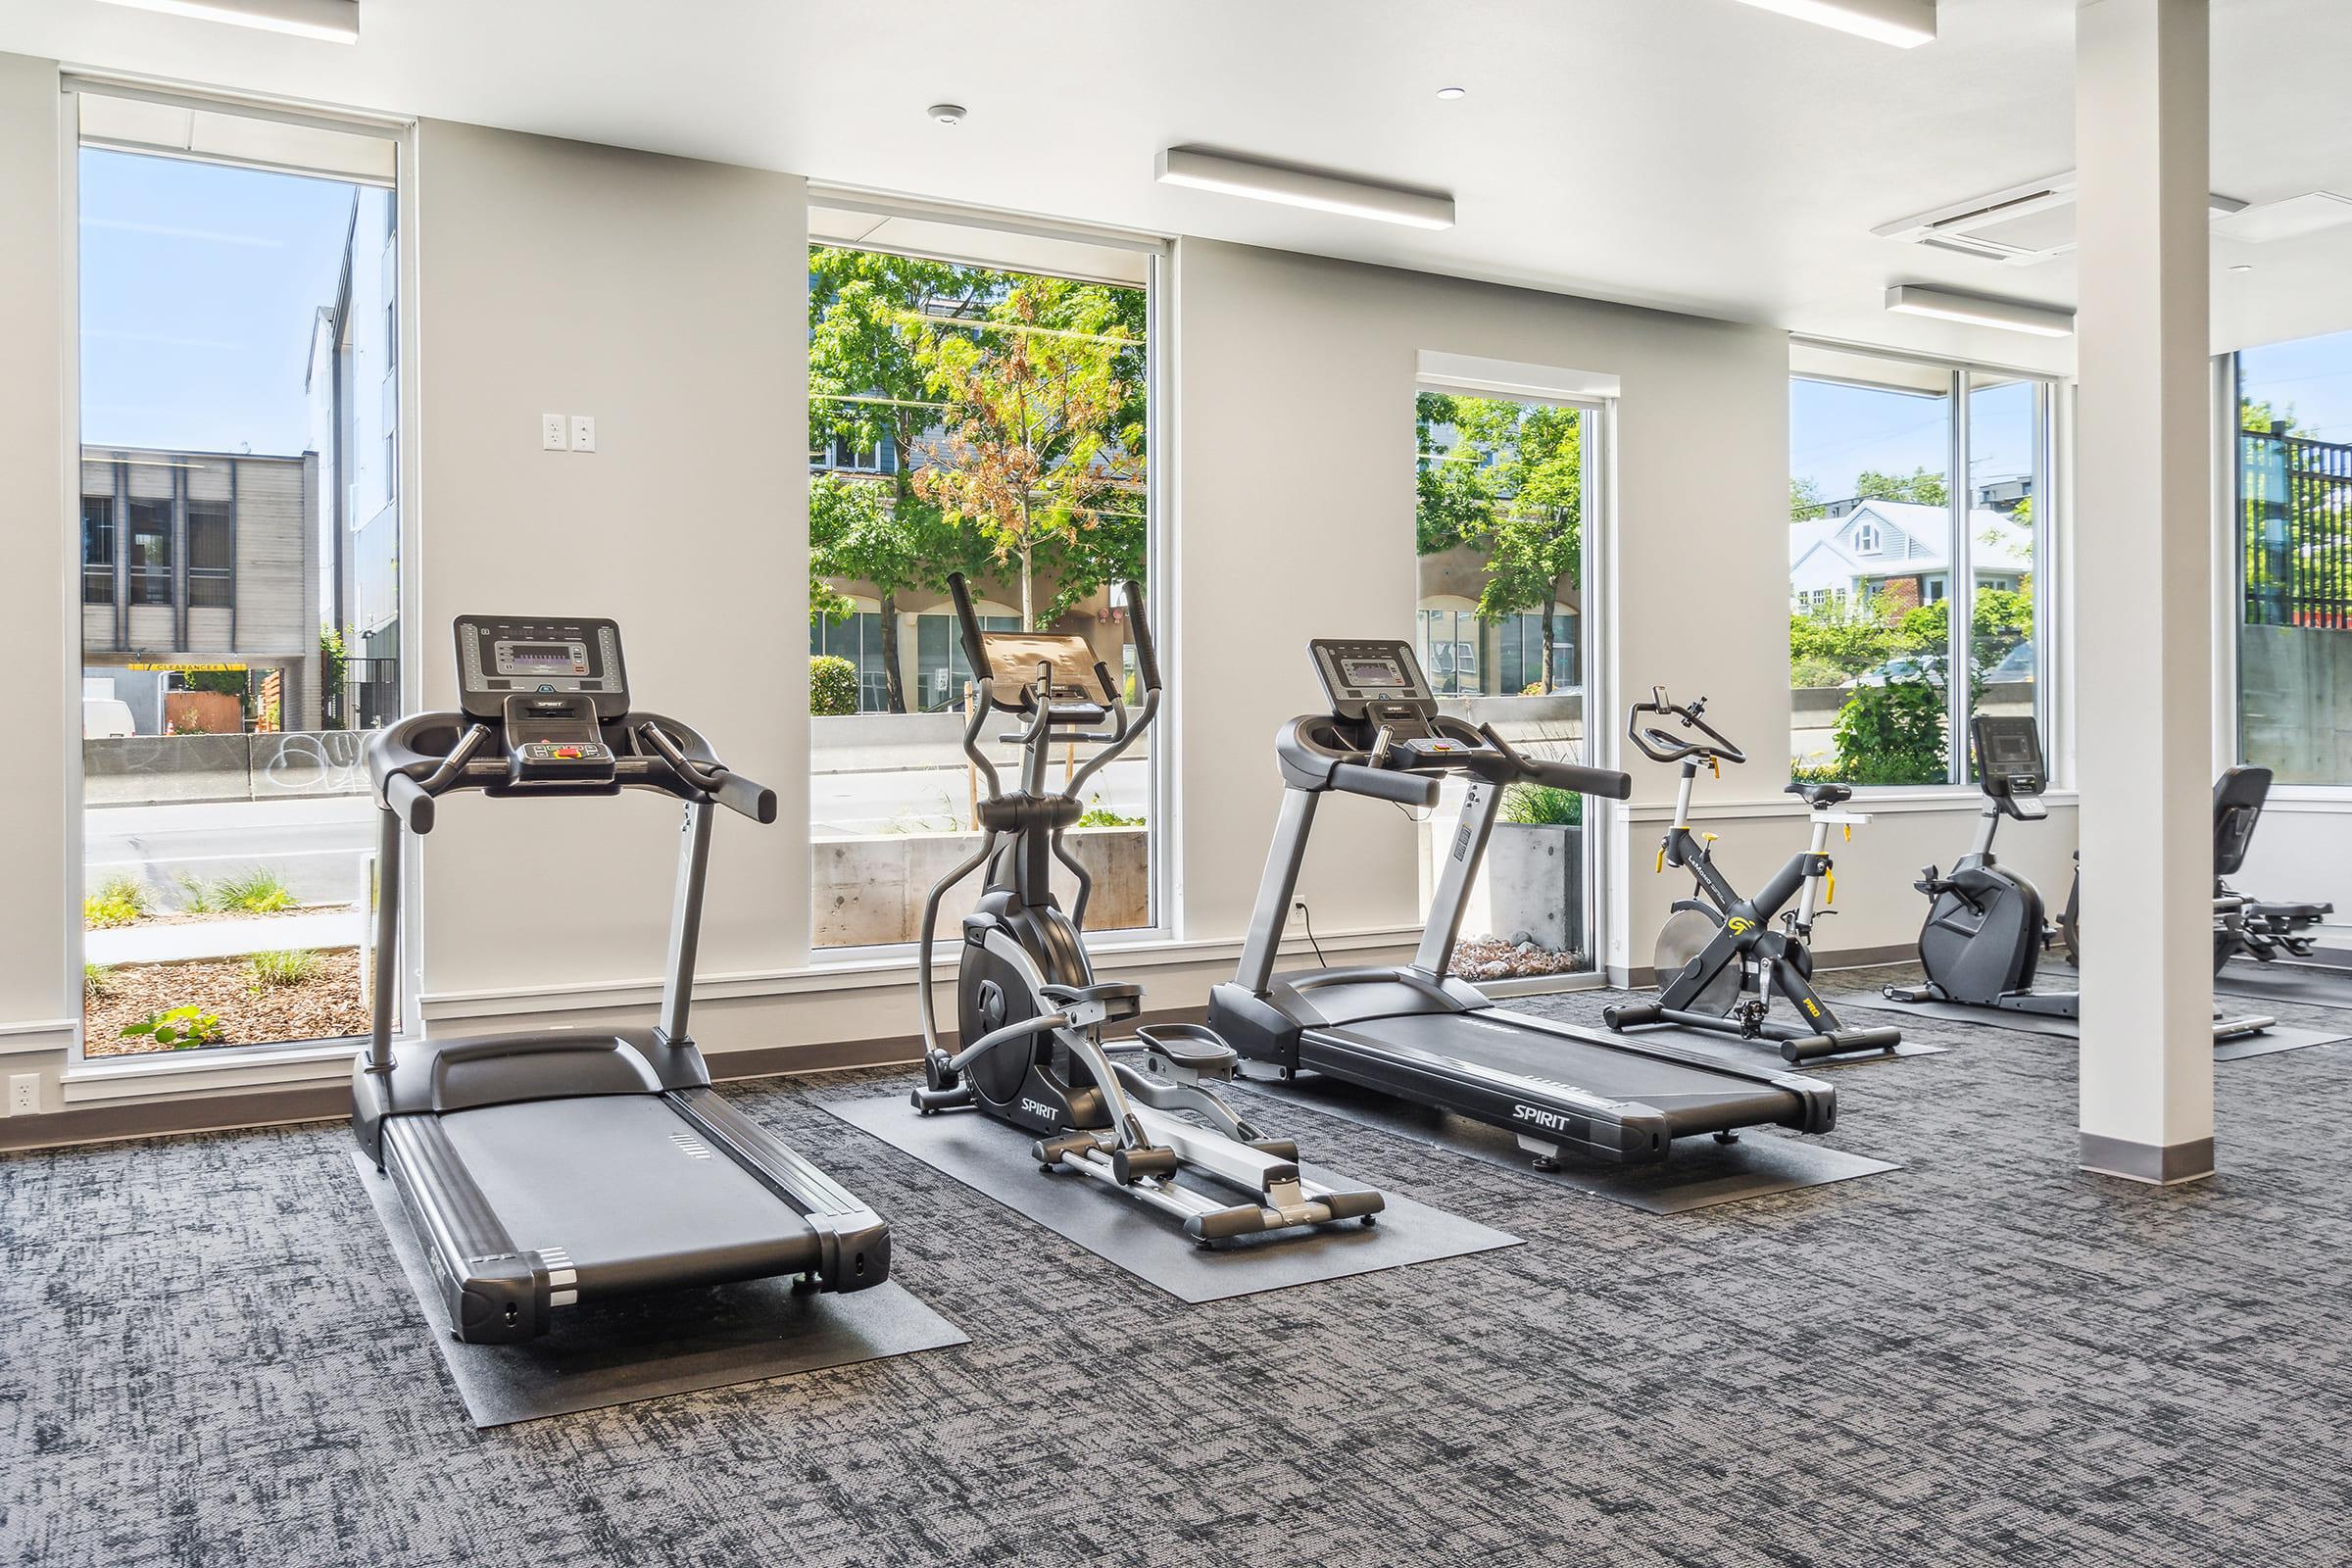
[1207,639,1836,1167]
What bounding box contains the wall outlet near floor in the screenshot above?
[541,412,568,451]
[6,1073,37,1116]
[568,414,597,453]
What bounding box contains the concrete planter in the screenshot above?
[1487,822,1585,955]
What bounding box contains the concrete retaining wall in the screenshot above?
[813,826,1150,948]
[2242,622,2352,784]
[83,731,372,806]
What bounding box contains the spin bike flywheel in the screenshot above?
[1655,905,1742,1015]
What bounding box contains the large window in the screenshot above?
[1413,386,1601,983]
[1789,346,2051,784]
[74,91,403,1056]
[2235,330,2352,784]
[806,209,1155,948]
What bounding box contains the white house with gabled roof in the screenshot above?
[1788,497,2033,614]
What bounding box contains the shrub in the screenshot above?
[809,655,859,716]
[83,874,149,929]
[83,962,116,998]
[1499,782,1583,827]
[1830,680,1946,785]
[120,1005,224,1050]
[173,873,220,913]
[1075,795,1143,828]
[247,949,323,990]
[213,868,296,914]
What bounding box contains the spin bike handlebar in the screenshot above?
[1626,688,1747,767]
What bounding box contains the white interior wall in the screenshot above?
[0,53,73,1104]
[1169,238,2076,977]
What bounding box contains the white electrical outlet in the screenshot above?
[7,1073,37,1116]
[569,414,597,453]
[541,412,567,451]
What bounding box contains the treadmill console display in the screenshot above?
[1308,639,1437,723]
[454,614,629,722]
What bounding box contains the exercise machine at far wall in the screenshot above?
[1603,690,1902,1064]
[1886,714,2276,1043]
[910,574,1385,1246]
[2056,763,2336,969]
[1207,638,1838,1170]
[354,614,889,1345]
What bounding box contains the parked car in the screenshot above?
[1845,656,1936,689]
[1984,642,2035,684]
[83,698,136,739]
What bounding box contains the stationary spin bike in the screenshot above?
[910,574,1383,1245]
[1603,690,1902,1064]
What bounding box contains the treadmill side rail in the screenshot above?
[381,1114,552,1344]
[670,1085,892,1293]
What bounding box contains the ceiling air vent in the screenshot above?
[1875,173,2247,265]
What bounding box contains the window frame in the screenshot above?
[1789,342,2062,789]
[801,195,1171,956]
[61,76,418,1072]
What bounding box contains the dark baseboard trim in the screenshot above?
[2080,1132,2217,1186]
[0,1085,351,1153]
[1,1005,1218,1152]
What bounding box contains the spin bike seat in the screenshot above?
[1039,982,1143,1020]
[1786,781,1853,808]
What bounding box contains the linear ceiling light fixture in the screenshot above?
[1725,0,1936,48]
[1885,284,2074,338]
[90,0,359,43]
[1155,146,1455,231]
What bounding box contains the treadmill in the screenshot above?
[1207,639,1836,1167]
[352,614,888,1344]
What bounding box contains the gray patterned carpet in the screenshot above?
[6,961,2350,1567]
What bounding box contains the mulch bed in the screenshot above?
[1448,935,1588,981]
[83,948,367,1057]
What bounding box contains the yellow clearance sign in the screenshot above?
[127,662,248,672]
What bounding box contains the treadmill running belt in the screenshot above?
[437,1097,821,1298]
[1317,1011,1804,1135]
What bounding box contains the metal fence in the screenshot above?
[2242,425,2352,629]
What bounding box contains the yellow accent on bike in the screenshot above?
[1655,844,1665,873]
[1702,832,1717,845]
[1843,822,1852,843]
[1825,869,1836,904]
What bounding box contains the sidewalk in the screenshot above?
[86,907,366,965]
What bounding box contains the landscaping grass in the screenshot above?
[246,949,323,990]
[83,874,149,930]
[211,868,298,914]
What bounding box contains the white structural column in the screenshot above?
[2074,0,2216,1184]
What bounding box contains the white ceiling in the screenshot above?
[6,0,2351,372]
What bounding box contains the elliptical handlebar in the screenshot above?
[1626,687,1746,767]
[946,570,993,688]
[1122,578,1161,696]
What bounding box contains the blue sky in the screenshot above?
[78,148,355,456]
[1790,374,2037,506]
[2239,329,2352,440]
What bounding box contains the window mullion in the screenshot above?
[1949,369,1972,784]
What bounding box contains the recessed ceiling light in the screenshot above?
[1155,146,1455,230]
[1725,0,1936,48]
[1436,86,1468,101]
[90,0,359,42]
[927,103,966,125]
[1885,284,2075,338]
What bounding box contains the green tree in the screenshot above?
[809,248,993,711]
[1412,393,1583,693]
[913,276,1143,629]
[1788,589,1901,686]
[1789,476,1829,521]
[1854,466,1949,508]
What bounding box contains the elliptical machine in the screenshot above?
[1603,691,1901,1063]
[1888,715,2274,1041]
[911,575,1383,1246]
